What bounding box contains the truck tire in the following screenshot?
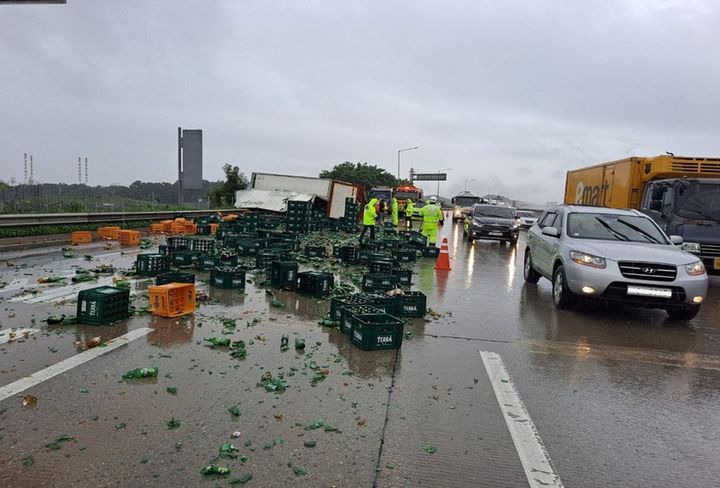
[523,251,541,284]
[666,305,701,321]
[552,265,576,310]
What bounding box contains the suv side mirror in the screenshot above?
[649,200,662,211]
[541,227,560,238]
[669,235,683,245]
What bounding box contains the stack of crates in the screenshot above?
[159,243,188,256]
[118,230,141,246]
[393,268,413,288]
[368,259,394,274]
[286,200,311,233]
[136,253,171,276]
[209,223,219,234]
[76,286,130,325]
[342,197,360,232]
[198,254,218,271]
[160,220,175,233]
[167,236,190,248]
[71,231,92,245]
[270,260,298,289]
[210,267,246,289]
[148,283,196,318]
[296,271,334,297]
[156,272,195,286]
[239,213,260,231]
[97,226,121,240]
[407,231,428,248]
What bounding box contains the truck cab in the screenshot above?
[642,178,720,273]
[451,192,481,220]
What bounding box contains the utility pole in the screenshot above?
[29,155,34,185]
[78,157,82,183]
[24,153,27,184]
[84,157,88,184]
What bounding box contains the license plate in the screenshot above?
[626,286,672,298]
[489,231,503,236]
[714,258,720,270]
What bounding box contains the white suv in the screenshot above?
[524,205,708,320]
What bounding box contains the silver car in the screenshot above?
[524,205,708,320]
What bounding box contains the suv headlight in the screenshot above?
[685,261,706,276]
[682,242,701,253]
[569,251,606,269]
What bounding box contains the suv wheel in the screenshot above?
[523,251,540,284]
[666,305,700,321]
[552,264,576,310]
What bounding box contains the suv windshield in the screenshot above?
[473,206,514,219]
[567,213,668,244]
[674,181,720,221]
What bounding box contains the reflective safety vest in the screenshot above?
[420,204,442,224]
[406,200,414,215]
[363,199,378,225]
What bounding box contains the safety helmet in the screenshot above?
[429,196,438,203]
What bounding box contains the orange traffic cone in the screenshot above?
[434,237,451,270]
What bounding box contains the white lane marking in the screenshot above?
[8,276,132,304]
[480,351,564,488]
[0,328,39,345]
[0,327,151,402]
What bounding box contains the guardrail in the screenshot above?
[0,210,237,228]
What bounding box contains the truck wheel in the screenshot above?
[552,265,576,310]
[523,251,541,284]
[666,305,701,321]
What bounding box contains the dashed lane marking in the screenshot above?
[480,350,564,488]
[0,327,151,403]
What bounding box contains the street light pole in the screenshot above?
[397,146,419,179]
[436,167,451,198]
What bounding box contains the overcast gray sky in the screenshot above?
[1,0,719,204]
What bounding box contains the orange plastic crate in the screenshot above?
[148,283,196,318]
[149,223,165,234]
[97,226,121,240]
[170,223,186,235]
[118,230,141,246]
[160,220,174,232]
[184,223,197,234]
[209,223,219,234]
[71,231,92,245]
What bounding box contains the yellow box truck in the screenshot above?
[564,155,720,273]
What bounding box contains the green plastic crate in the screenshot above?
[270,260,298,289]
[296,271,334,297]
[210,267,246,289]
[400,291,427,317]
[191,238,215,253]
[172,250,199,267]
[331,293,402,320]
[76,286,130,325]
[421,246,440,258]
[136,253,171,276]
[362,273,398,292]
[156,272,196,286]
[350,313,404,351]
[392,268,413,288]
[339,304,382,336]
[369,260,395,274]
[393,249,417,263]
[198,255,218,271]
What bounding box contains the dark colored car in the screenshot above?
[464,204,519,245]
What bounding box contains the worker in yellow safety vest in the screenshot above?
[405,199,414,230]
[419,196,444,245]
[391,197,399,227]
[360,198,378,241]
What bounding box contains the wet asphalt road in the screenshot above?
[1,222,720,487]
